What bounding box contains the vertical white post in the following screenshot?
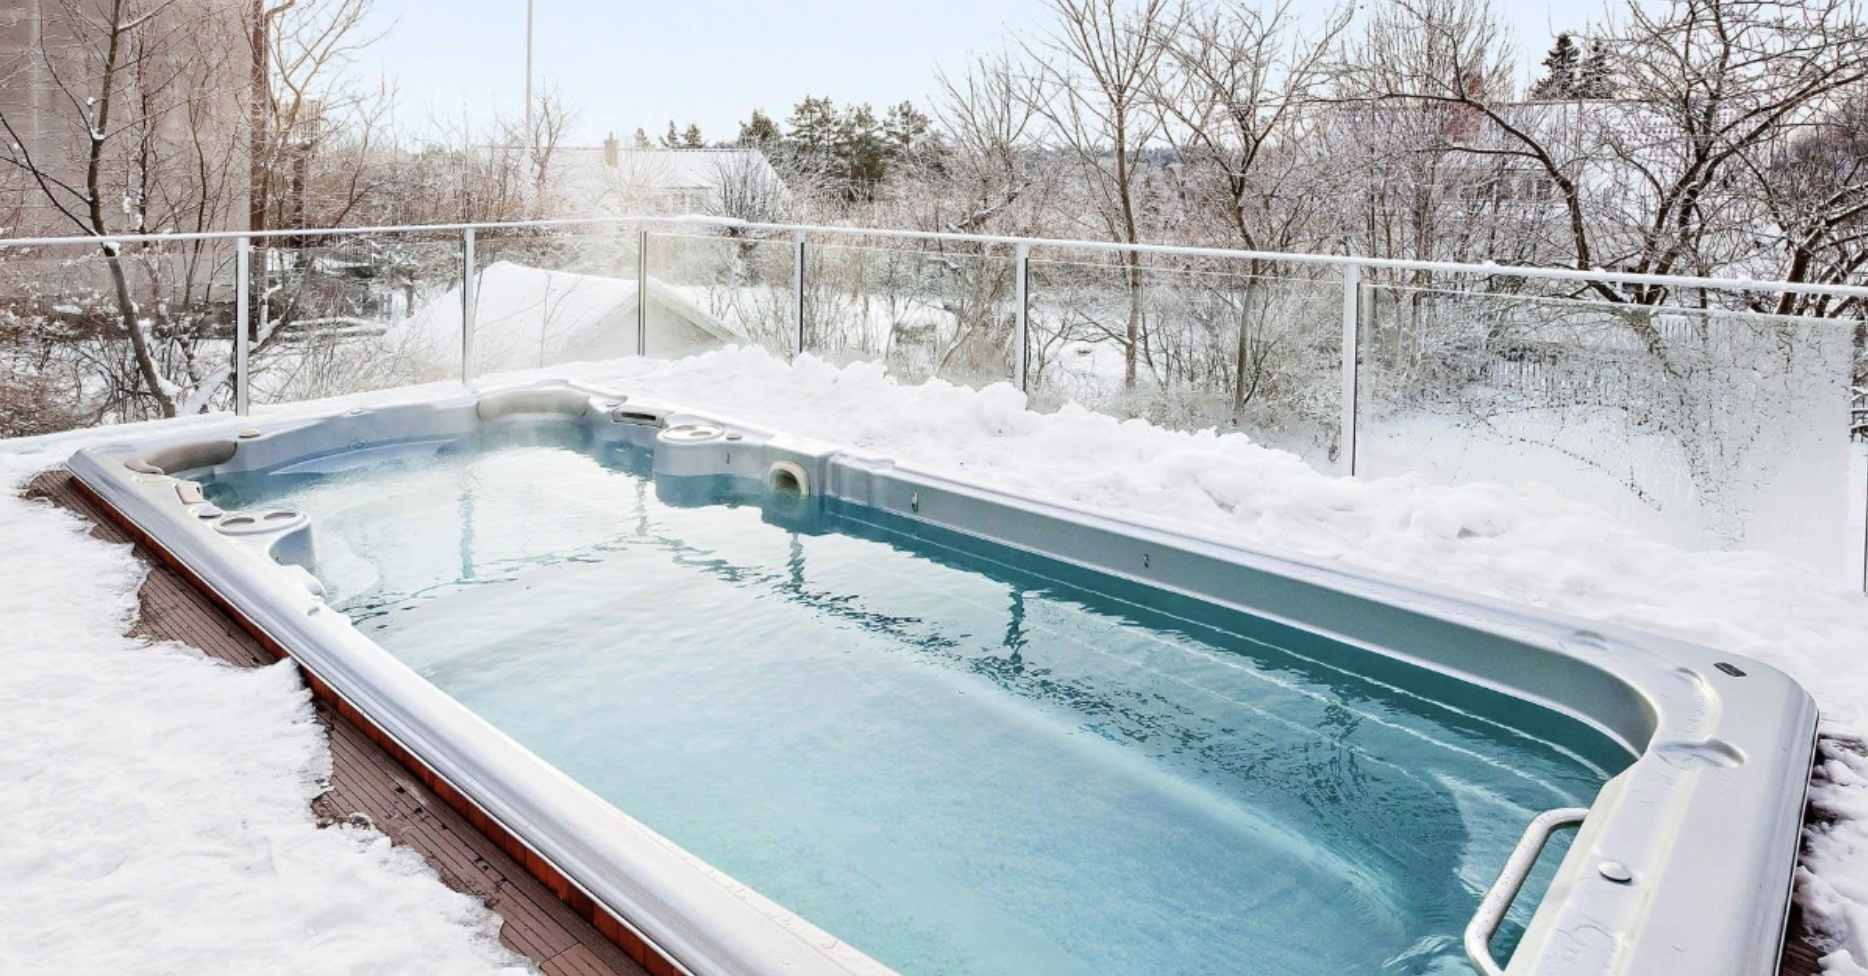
[524,0,535,151]
[636,229,649,356]
[1340,264,1361,477]
[792,229,807,357]
[461,227,476,384]
[1860,448,1867,595]
[1014,242,1030,391]
[235,236,251,416]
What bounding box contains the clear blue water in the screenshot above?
[202,428,1624,976]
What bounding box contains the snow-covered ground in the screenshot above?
[0,444,530,974]
[1,346,1864,973]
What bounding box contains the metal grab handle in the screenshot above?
[1464,807,1590,976]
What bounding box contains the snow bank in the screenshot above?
[0,447,529,976]
[1800,741,1868,976]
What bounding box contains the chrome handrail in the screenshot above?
[1464,806,1591,976]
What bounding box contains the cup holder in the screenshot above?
[660,423,725,444]
[215,509,308,536]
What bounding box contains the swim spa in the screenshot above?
[66,381,1818,976]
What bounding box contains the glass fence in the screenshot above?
[1,221,1861,587]
[465,229,641,375]
[1026,256,1343,470]
[247,236,466,405]
[1354,281,1859,576]
[643,231,797,360]
[0,238,240,433]
[803,242,1017,388]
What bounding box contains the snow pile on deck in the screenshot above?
[0,450,528,975]
[1801,742,1868,976]
[619,348,1868,728]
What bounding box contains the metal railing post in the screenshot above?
[234,236,251,416]
[636,228,649,356]
[1340,264,1361,477]
[1014,243,1030,392]
[793,229,807,357]
[461,227,477,384]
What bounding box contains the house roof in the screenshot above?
[546,147,785,218]
[555,147,781,191]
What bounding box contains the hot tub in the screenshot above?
[66,380,1818,976]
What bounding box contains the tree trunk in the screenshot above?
[104,249,175,418]
[249,0,270,237]
[1232,271,1263,421]
[1123,254,1143,388]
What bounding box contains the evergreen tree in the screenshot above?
[737,109,780,147]
[1576,41,1617,99]
[660,121,681,148]
[631,127,651,149]
[682,123,705,148]
[882,101,932,156]
[841,103,889,198]
[1530,33,1582,99]
[785,96,843,159]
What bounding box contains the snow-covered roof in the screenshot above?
[563,147,780,190]
[544,147,786,218]
[390,261,741,373]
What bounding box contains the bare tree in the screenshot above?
[932,53,1051,236]
[0,0,204,416]
[1017,0,1173,388]
[1154,0,1350,421]
[1750,90,1868,320]
[707,150,790,224]
[247,0,376,234]
[0,0,387,421]
[1342,0,1868,310]
[513,87,575,204]
[1334,0,1868,541]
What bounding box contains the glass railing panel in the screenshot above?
[803,242,1016,389]
[244,235,465,405]
[643,231,796,360]
[0,238,240,434]
[1355,282,1857,575]
[464,228,641,375]
[1026,256,1343,469]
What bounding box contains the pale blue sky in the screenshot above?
[351,0,1580,146]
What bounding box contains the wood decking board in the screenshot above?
[25,470,647,976]
[20,466,1836,976]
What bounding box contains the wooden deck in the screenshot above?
[28,470,649,976]
[22,466,1840,976]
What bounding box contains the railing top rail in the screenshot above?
[2,214,1866,302]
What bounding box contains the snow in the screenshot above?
[1800,741,1868,976]
[0,446,530,976]
[393,261,740,375]
[394,260,644,372]
[2,344,1866,972]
